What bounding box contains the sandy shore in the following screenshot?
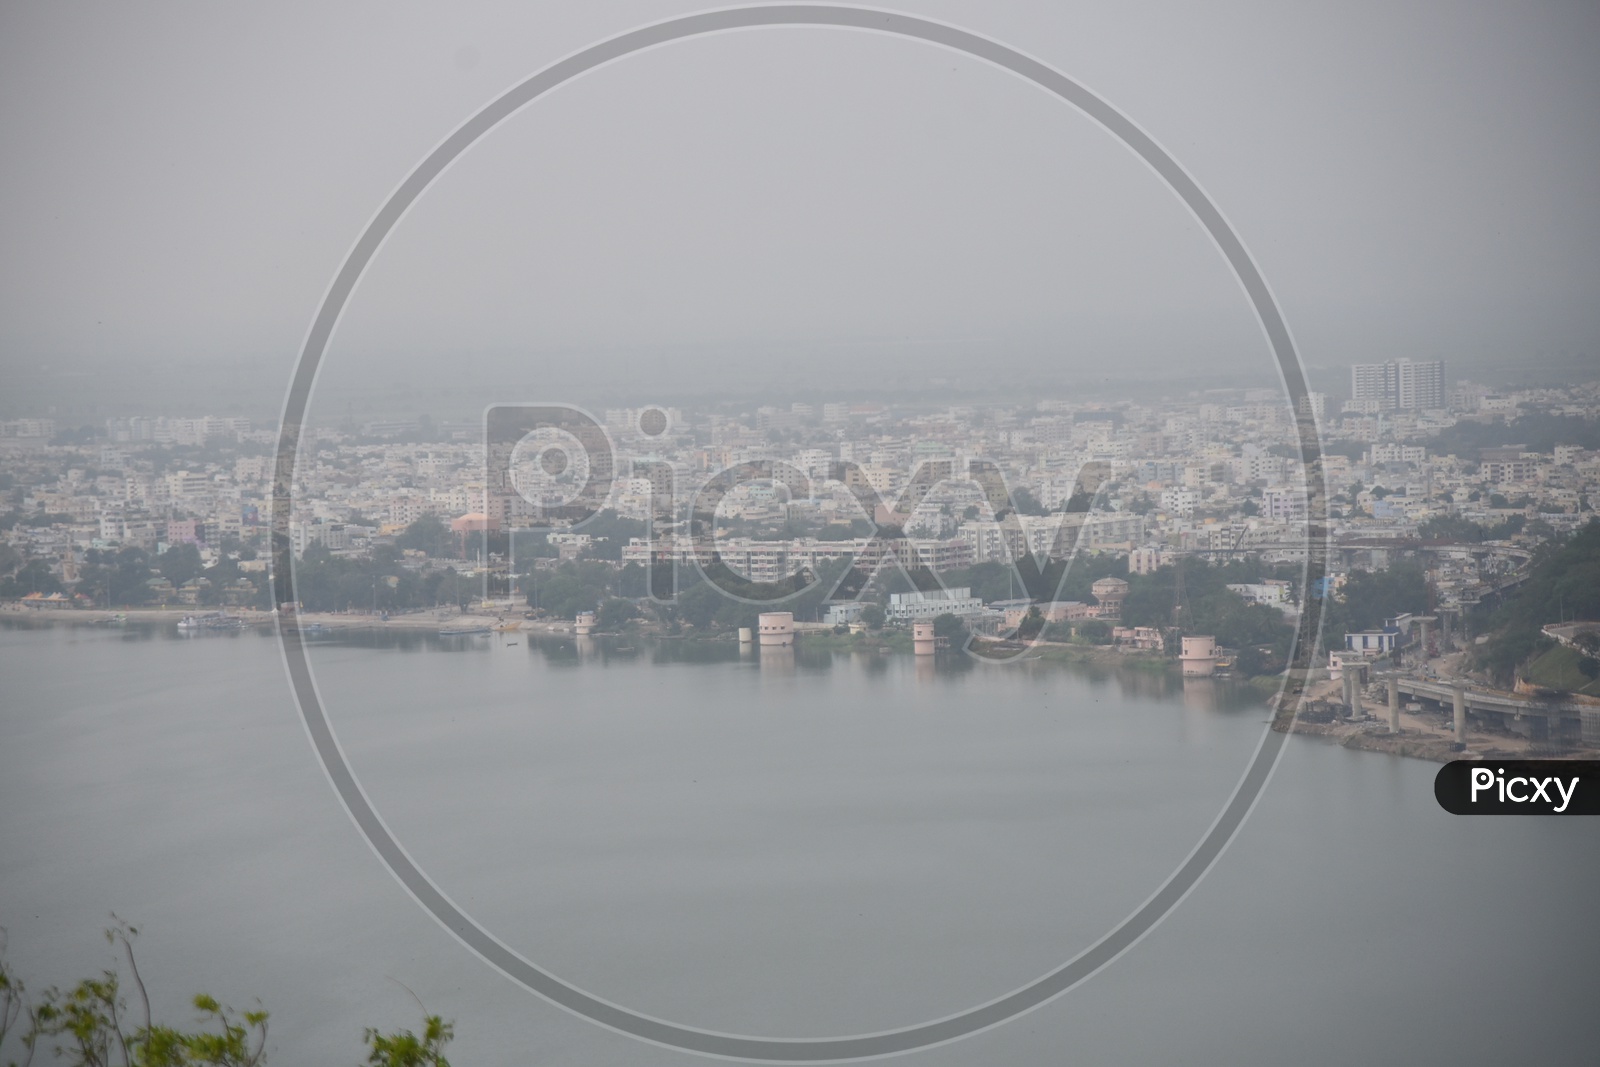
[1,604,577,635]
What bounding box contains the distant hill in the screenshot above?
[1415,413,1600,456]
[1521,644,1600,698]
[1475,518,1600,687]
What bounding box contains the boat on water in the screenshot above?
[438,626,493,636]
[177,612,245,632]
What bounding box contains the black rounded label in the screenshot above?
[1434,761,1600,815]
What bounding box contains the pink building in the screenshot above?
[165,518,205,545]
[1002,601,1094,630]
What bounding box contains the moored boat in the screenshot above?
[178,611,244,632]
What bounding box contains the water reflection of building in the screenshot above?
[759,644,795,676]
[1115,667,1172,702]
[1182,675,1219,711]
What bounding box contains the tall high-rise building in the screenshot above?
[1350,362,1397,406]
[1395,359,1445,410]
[1349,359,1445,410]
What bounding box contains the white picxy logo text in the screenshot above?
[1470,767,1579,812]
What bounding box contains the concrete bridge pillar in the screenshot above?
[1453,684,1467,744]
[1388,680,1401,734]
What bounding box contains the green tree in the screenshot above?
[1,934,28,1067]
[1016,606,1044,640]
[859,603,886,631]
[674,580,723,631]
[1009,488,1047,516]
[1317,561,1429,651]
[935,562,1017,604]
[1476,519,1600,684]
[1076,619,1112,644]
[16,921,268,1067]
[0,560,62,598]
[617,562,648,599]
[529,561,615,619]
[75,548,159,607]
[1060,488,1094,513]
[0,924,455,1067]
[597,598,637,631]
[567,510,647,561]
[816,519,874,541]
[394,516,453,559]
[363,1016,452,1067]
[157,545,204,589]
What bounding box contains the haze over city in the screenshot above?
[3,0,1599,420]
[3,5,1600,1067]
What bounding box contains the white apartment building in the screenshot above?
[1128,545,1166,575]
[885,587,984,622]
[1350,359,1446,411]
[958,520,1009,563]
[1160,487,1199,516]
[1261,486,1307,523]
[1370,444,1427,465]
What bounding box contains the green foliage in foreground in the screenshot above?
[0,923,451,1067]
[363,1016,452,1067]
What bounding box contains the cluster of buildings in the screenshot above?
[816,575,1134,637]
[2,371,1597,636]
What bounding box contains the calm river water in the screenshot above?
[2,621,1596,1065]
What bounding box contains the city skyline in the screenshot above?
[4,6,1600,1064]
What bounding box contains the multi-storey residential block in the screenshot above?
[1351,359,1446,411]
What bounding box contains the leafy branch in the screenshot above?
[0,923,452,1067]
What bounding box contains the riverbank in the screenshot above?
[1267,672,1588,762]
[0,605,578,635]
[0,608,1216,672]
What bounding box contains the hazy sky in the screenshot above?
[3,1,1598,415]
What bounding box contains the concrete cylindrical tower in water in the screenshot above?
[574,610,595,636]
[758,612,794,647]
[913,621,937,656]
[1180,634,1216,677]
